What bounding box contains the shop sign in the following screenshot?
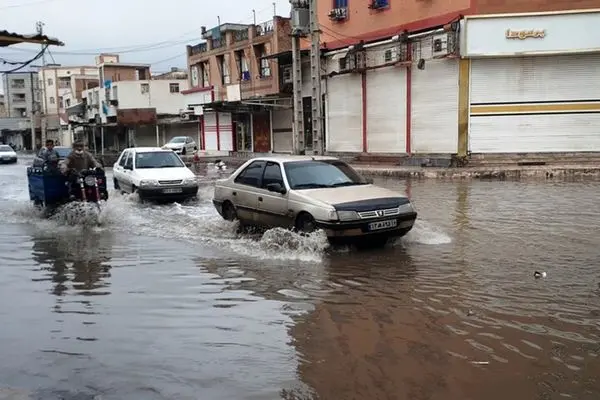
[462,10,600,57]
[505,29,546,39]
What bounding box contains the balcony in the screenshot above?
[212,38,224,49]
[328,7,348,21]
[255,20,274,36]
[10,82,25,89]
[189,42,207,56]
[234,29,249,42]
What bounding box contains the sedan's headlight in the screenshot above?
[326,209,338,221]
[399,202,414,213]
[182,177,197,185]
[139,179,159,187]
[337,210,359,221]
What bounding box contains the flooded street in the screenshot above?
[1,157,599,400]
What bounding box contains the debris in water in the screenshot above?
[471,361,489,365]
[534,271,547,279]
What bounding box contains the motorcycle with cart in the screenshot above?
[27,164,109,216]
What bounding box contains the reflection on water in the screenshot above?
[31,229,113,298]
[290,180,600,400]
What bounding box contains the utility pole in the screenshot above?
[289,0,309,154]
[308,0,323,155]
[36,21,47,148]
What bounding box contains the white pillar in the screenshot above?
[155,124,160,146]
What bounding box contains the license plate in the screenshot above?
[163,188,183,194]
[368,219,398,231]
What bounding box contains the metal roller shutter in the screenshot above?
[411,60,459,153]
[326,74,362,152]
[470,54,600,152]
[366,66,407,153]
[272,109,293,153]
[218,112,233,151]
[203,112,218,150]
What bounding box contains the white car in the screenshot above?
[162,136,197,155]
[0,145,17,164]
[112,147,199,202]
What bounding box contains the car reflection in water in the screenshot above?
[31,229,113,300]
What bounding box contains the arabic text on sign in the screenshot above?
[505,29,546,40]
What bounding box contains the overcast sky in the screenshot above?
[0,0,291,93]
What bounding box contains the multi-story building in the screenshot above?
[183,15,292,154]
[0,93,7,120]
[318,0,600,160]
[66,54,192,153]
[153,67,188,80]
[0,94,6,117]
[38,64,99,142]
[2,72,39,118]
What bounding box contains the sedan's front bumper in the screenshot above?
[316,211,417,242]
[138,185,198,202]
[0,156,17,164]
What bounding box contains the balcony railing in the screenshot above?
[12,97,26,103]
[189,42,207,56]
[10,83,25,89]
[234,30,249,42]
[212,38,224,49]
[255,20,274,36]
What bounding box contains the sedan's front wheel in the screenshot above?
[295,212,316,234]
[222,201,237,221]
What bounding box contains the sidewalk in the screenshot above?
[350,164,600,180]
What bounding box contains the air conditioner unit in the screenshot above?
[180,112,191,120]
[431,32,457,57]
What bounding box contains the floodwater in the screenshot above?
[0,156,599,400]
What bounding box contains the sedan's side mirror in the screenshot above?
[266,182,286,194]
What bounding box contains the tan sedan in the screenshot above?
[212,156,417,245]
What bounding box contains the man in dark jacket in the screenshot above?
[62,141,103,198]
[62,141,102,173]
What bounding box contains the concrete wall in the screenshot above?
[474,0,600,14]
[316,0,471,49]
[110,80,189,115]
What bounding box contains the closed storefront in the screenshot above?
[326,73,362,152]
[272,108,293,153]
[463,10,600,153]
[411,41,459,153]
[203,111,233,151]
[366,66,407,153]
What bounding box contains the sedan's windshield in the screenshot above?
[135,151,185,169]
[0,145,12,152]
[169,137,186,144]
[284,160,368,190]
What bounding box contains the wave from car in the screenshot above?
[212,155,417,247]
[112,147,199,202]
[0,144,17,164]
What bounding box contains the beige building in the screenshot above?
[38,64,99,139]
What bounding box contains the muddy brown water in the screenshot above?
[0,159,599,399]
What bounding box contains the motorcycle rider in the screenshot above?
[61,141,103,198]
[39,139,59,168]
